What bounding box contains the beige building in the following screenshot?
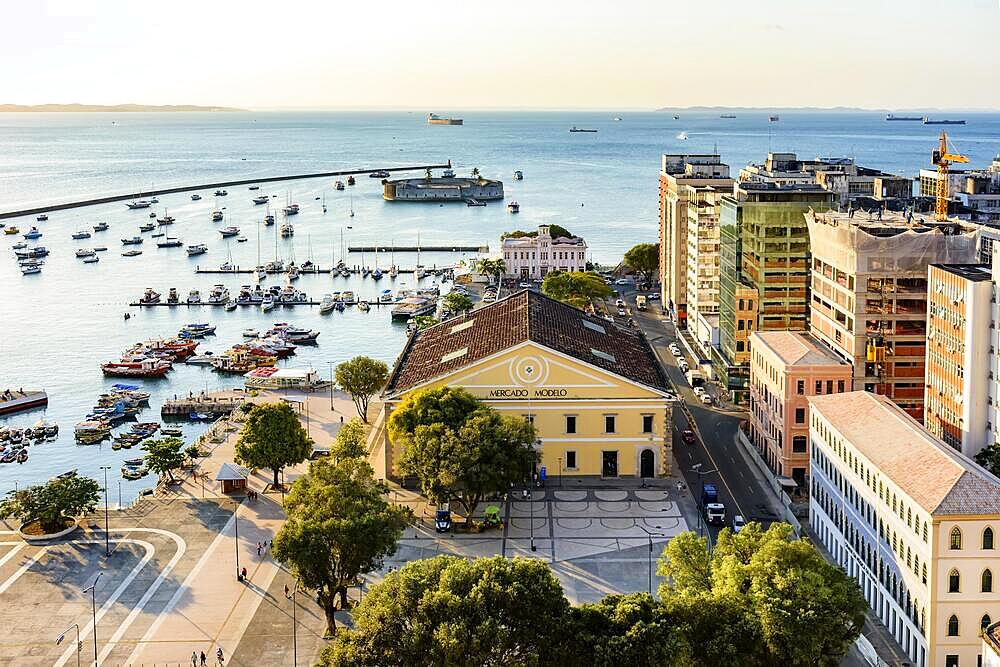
[501,225,588,279]
[658,154,732,327]
[810,391,1000,667]
[748,331,851,489]
[806,209,979,420]
[684,184,726,325]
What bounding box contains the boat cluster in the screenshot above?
[111,422,160,451]
[234,284,310,310]
[101,338,199,378]
[13,244,50,275]
[0,420,59,464]
[74,385,152,444]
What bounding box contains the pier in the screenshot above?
[0,162,452,220]
[161,396,246,417]
[347,245,488,253]
[129,299,398,307]
[193,266,452,275]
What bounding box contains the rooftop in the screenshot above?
[384,290,672,396]
[931,263,992,282]
[751,332,849,368]
[388,176,501,189]
[807,208,974,235]
[809,391,1000,516]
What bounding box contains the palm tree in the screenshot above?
[474,257,506,287]
[425,168,433,180]
[471,167,481,182]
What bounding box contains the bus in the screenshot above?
[685,369,704,388]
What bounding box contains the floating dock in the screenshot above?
[193,266,451,275]
[347,245,488,253]
[129,299,397,308]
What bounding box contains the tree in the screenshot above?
[184,443,205,464]
[542,270,614,309]
[235,402,314,490]
[144,437,186,483]
[471,166,481,180]
[322,555,571,666]
[567,593,691,666]
[412,314,437,330]
[442,291,473,314]
[335,356,389,423]
[273,456,410,636]
[657,523,867,666]
[425,167,433,180]
[501,224,572,241]
[0,473,101,533]
[474,257,507,284]
[390,387,537,527]
[332,418,367,461]
[976,443,1000,476]
[623,243,659,286]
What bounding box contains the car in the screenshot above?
[681,429,696,444]
[617,307,627,317]
[434,507,452,533]
[732,515,746,533]
[678,362,689,373]
[647,293,660,300]
[671,348,682,357]
[519,281,532,288]
[615,298,625,307]
[693,386,705,397]
[614,278,629,285]
[700,394,713,405]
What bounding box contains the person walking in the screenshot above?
[200,651,207,666]
[256,542,261,556]
[192,651,198,666]
[217,646,225,665]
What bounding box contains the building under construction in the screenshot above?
[806,208,979,420]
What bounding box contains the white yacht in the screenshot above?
[260,294,275,312]
[319,293,336,314]
[186,244,208,256]
[75,248,97,258]
[243,328,259,338]
[207,285,230,304]
[187,289,202,304]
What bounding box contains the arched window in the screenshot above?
[984,614,993,631]
[948,615,959,636]
[984,569,993,593]
[985,527,995,550]
[951,526,963,550]
[949,569,961,593]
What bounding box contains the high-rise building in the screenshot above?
[657,154,732,328]
[715,182,835,400]
[809,391,1000,667]
[741,152,911,206]
[924,261,997,458]
[684,184,726,324]
[748,331,851,488]
[806,209,979,420]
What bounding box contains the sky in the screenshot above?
[3,0,1000,110]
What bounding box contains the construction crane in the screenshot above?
[931,131,969,221]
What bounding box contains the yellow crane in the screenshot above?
[931,131,969,221]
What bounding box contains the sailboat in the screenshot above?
[389,240,399,278]
[349,195,355,218]
[322,194,327,214]
[372,244,383,280]
[414,231,426,280]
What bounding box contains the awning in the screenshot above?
[215,462,250,481]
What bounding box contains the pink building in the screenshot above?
[748,331,851,490]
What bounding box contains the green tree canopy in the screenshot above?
[474,257,507,284]
[390,387,537,526]
[541,270,614,309]
[976,443,1000,476]
[567,593,691,667]
[273,456,410,636]
[501,224,573,241]
[144,437,186,483]
[322,555,571,667]
[623,243,659,285]
[0,473,101,533]
[332,418,367,461]
[442,291,474,314]
[336,356,389,423]
[658,523,867,666]
[235,402,314,489]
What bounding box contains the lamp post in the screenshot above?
[55,623,81,667]
[328,362,335,411]
[291,577,299,667]
[557,457,563,488]
[99,466,112,557]
[233,497,242,580]
[529,483,536,552]
[82,572,102,667]
[638,525,665,596]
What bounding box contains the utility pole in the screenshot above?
[99,466,112,556]
[83,573,102,667]
[638,525,665,596]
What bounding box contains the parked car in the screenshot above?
[733,515,746,533]
[434,507,452,533]
[615,278,629,285]
[693,386,705,397]
[700,394,713,405]
[682,429,696,445]
[519,282,532,288]
[617,307,626,317]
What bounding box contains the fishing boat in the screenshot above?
[23,227,42,239]
[335,180,345,190]
[139,222,155,232]
[157,238,183,248]
[252,195,269,205]
[191,194,202,200]
[122,249,143,257]
[93,222,109,232]
[186,244,208,256]
[122,236,144,245]
[507,201,520,214]
[347,175,356,186]
[187,290,202,304]
[212,210,224,222]
[126,200,153,209]
[101,358,171,378]
[72,230,91,239]
[219,226,240,238]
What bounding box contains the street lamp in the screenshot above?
[233,497,243,580]
[529,484,536,552]
[99,466,112,556]
[688,463,717,538]
[328,362,335,411]
[55,623,81,667]
[82,572,102,667]
[291,576,299,667]
[557,457,563,488]
[638,525,666,596]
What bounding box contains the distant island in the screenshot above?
[0,103,245,113]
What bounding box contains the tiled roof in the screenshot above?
[384,290,672,396]
[809,391,1000,516]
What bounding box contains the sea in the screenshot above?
[1,110,999,501]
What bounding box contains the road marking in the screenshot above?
[0,543,25,572]
[0,546,46,596]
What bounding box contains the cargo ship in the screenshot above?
[923,117,966,125]
[427,113,463,125]
[885,113,922,121]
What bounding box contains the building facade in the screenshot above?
[383,176,504,202]
[715,182,835,400]
[806,209,979,420]
[684,184,726,325]
[501,225,588,279]
[810,391,1000,667]
[748,331,851,489]
[375,290,675,481]
[924,263,993,457]
[658,154,732,328]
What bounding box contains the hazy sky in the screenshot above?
[5,0,1000,110]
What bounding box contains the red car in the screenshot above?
[681,429,696,445]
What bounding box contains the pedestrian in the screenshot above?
[217,646,225,665]
[284,583,290,598]
[241,566,247,580]
[192,650,198,666]
[200,651,207,666]
[269,539,273,549]
[257,542,261,556]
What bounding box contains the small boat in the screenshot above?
[335,180,345,190]
[126,200,153,209]
[507,201,520,214]
[157,237,183,248]
[248,185,260,191]
[93,222,109,232]
[319,294,336,314]
[23,227,42,239]
[243,328,259,338]
[186,244,208,256]
[252,195,269,205]
[513,170,523,180]
[219,226,240,237]
[214,190,228,196]
[72,230,91,240]
[122,249,143,257]
[569,126,598,133]
[191,194,202,201]
[347,175,356,186]
[466,198,486,207]
[37,214,48,222]
[82,255,99,264]
[139,222,155,232]
[224,300,238,311]
[212,210,224,222]
[3,227,19,235]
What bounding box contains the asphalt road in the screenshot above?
[600,286,780,543]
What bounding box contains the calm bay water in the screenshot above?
[1,110,999,499]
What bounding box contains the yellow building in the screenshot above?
[374,290,675,480]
